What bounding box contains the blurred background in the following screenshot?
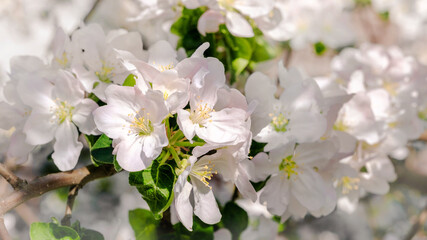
[1,0,427,239]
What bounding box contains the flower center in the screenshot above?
[333,120,349,132]
[269,112,289,132]
[339,176,360,194]
[189,103,213,127]
[382,81,398,97]
[190,160,217,189]
[279,155,298,179]
[55,52,69,67]
[54,101,74,124]
[128,111,154,136]
[218,0,235,10]
[95,60,114,83]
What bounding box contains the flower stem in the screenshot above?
[174,141,205,147]
[159,151,171,165]
[169,130,185,145]
[168,147,181,166]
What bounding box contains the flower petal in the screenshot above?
[52,121,83,171]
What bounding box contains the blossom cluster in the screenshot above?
[2,0,427,238]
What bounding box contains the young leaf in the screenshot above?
[221,202,249,240]
[123,74,137,87]
[90,134,114,164]
[129,159,177,219]
[129,208,159,240]
[30,222,80,240]
[314,42,327,56]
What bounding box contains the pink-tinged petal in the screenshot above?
[131,59,161,83]
[177,109,196,142]
[52,121,83,171]
[175,181,194,231]
[115,136,146,172]
[23,112,57,145]
[148,40,178,69]
[225,12,254,38]
[191,177,221,225]
[197,10,225,36]
[73,98,99,135]
[109,31,146,60]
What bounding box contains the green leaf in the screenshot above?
[222,202,249,240]
[78,229,104,240]
[314,42,327,56]
[129,159,177,219]
[113,156,123,172]
[129,209,159,240]
[71,221,104,240]
[91,134,114,164]
[232,58,249,76]
[30,222,80,240]
[123,74,137,87]
[172,216,214,240]
[249,141,267,158]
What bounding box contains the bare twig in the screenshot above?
[0,163,27,190]
[0,217,11,240]
[61,185,80,226]
[0,164,116,216]
[404,204,427,240]
[283,46,293,68]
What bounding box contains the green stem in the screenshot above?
[168,147,181,166]
[169,130,185,145]
[159,151,171,165]
[174,141,205,147]
[165,118,171,139]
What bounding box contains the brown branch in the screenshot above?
[0,163,27,190]
[0,217,11,240]
[0,164,116,216]
[61,185,80,226]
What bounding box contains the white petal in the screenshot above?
[289,111,326,143]
[23,112,57,145]
[291,169,328,212]
[191,177,221,225]
[235,163,257,202]
[175,181,194,231]
[115,136,146,171]
[72,98,99,135]
[197,10,225,36]
[93,105,130,139]
[177,109,196,142]
[8,131,34,163]
[225,12,254,38]
[260,175,289,216]
[148,40,178,69]
[52,121,83,171]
